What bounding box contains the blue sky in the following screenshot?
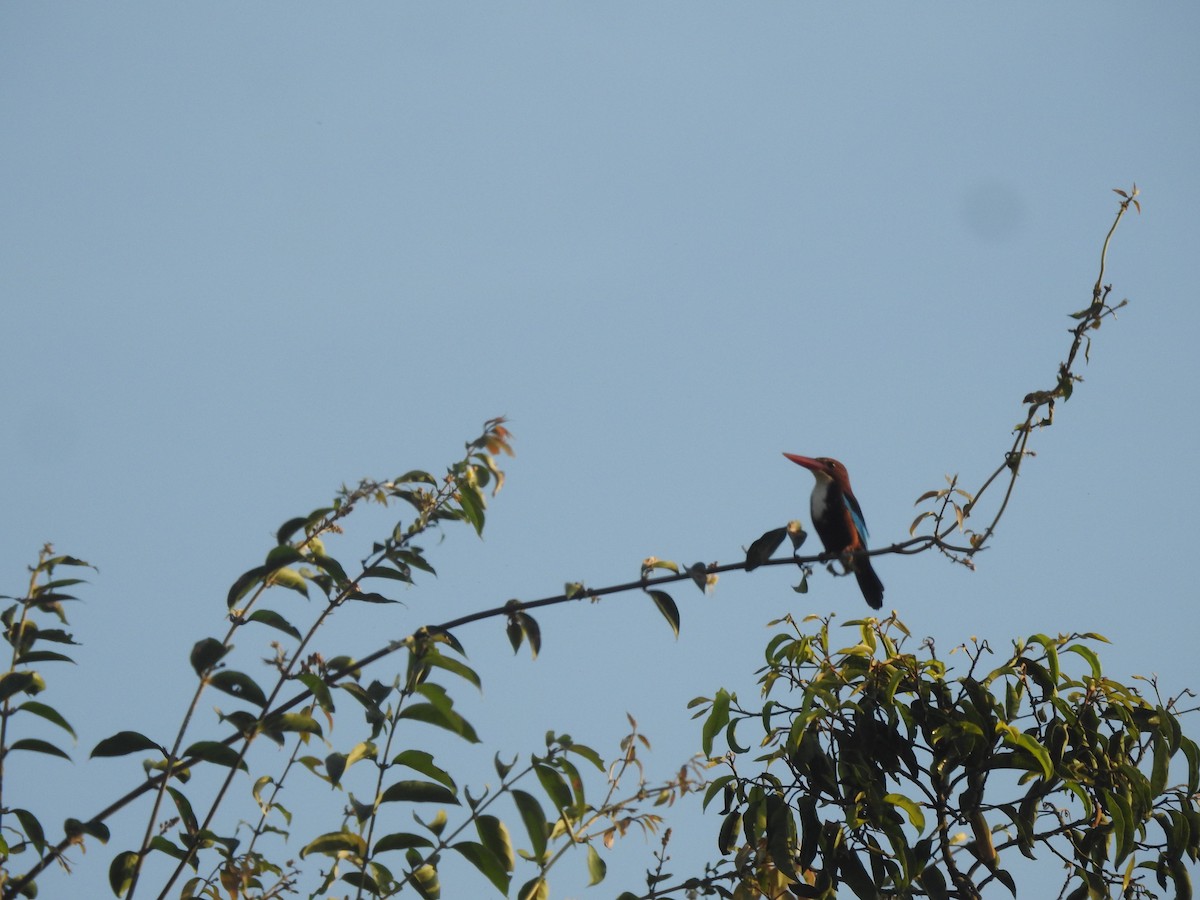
[3,4,1198,897]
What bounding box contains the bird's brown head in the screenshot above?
[783,453,853,490]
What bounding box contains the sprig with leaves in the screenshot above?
[910,186,1138,567]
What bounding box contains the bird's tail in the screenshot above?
[854,557,885,609]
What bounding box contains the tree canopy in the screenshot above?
[3,189,1197,900]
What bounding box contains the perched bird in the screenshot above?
[783,454,884,609]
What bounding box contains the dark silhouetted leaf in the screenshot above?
[109,850,139,897]
[246,608,302,640]
[209,670,267,707]
[453,840,510,894]
[300,831,367,860]
[91,730,167,759]
[13,807,45,854]
[275,517,308,545]
[9,738,70,761]
[512,789,548,859]
[0,672,36,702]
[374,832,434,854]
[685,562,709,591]
[380,780,459,805]
[746,527,787,570]
[647,590,680,639]
[189,638,228,676]
[182,741,248,771]
[226,565,269,608]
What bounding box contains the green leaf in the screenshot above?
[718,809,740,854]
[398,701,480,744]
[566,741,604,771]
[362,564,414,583]
[380,780,459,805]
[297,672,335,714]
[262,711,323,737]
[534,764,572,812]
[884,792,926,833]
[266,566,308,597]
[310,553,349,584]
[393,750,457,791]
[300,830,367,859]
[1152,731,1170,796]
[647,590,680,639]
[394,548,437,576]
[411,862,441,900]
[226,565,269,608]
[702,689,731,758]
[519,612,542,658]
[422,652,482,691]
[346,589,399,604]
[64,817,109,843]
[189,637,229,676]
[246,609,303,640]
[91,730,167,759]
[145,835,188,864]
[265,545,306,570]
[396,469,438,486]
[586,844,607,886]
[166,786,199,836]
[209,670,268,707]
[453,841,510,894]
[16,650,76,665]
[0,672,37,702]
[28,628,78,645]
[456,480,487,535]
[994,868,1017,897]
[1064,642,1103,680]
[182,741,248,771]
[764,793,798,880]
[325,752,347,786]
[1109,788,1136,863]
[745,527,787,570]
[917,864,950,900]
[8,738,70,761]
[17,701,75,738]
[109,850,139,897]
[1006,729,1053,780]
[12,808,45,855]
[1180,735,1200,794]
[373,832,434,854]
[275,516,309,545]
[476,814,515,872]
[512,790,548,859]
[517,877,548,900]
[1029,634,1060,683]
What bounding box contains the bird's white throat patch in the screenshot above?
[809,479,835,521]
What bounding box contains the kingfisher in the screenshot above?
[783,453,884,609]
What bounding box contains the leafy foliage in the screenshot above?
[683,614,1199,900]
[0,420,703,900]
[3,191,1195,900]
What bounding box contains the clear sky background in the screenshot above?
[3,4,1198,897]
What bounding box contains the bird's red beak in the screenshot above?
[783,453,825,474]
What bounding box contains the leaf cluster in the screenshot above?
[0,420,706,900]
[685,614,1199,899]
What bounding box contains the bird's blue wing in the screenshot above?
[842,494,870,546]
